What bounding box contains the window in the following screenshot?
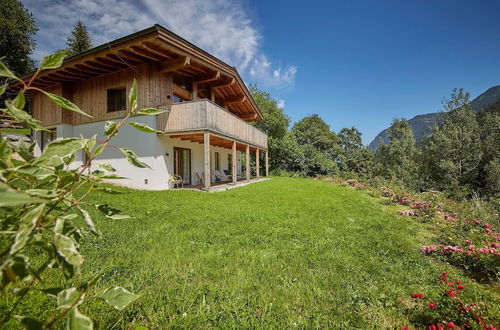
[107,88,126,112]
[214,152,220,171]
[228,154,233,174]
[40,128,56,151]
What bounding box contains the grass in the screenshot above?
[2,177,498,328]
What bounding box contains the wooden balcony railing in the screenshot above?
[157,99,268,149]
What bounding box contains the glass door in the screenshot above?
[174,147,191,185]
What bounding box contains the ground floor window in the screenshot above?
[40,128,56,151]
[214,152,220,171]
[227,154,232,174]
[174,147,191,185]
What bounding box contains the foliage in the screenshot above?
[404,272,496,329]
[3,177,497,328]
[0,54,163,328]
[66,21,93,57]
[0,0,38,77]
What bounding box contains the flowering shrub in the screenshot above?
[403,273,497,329]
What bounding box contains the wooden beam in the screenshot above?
[142,42,174,58]
[246,145,250,182]
[240,113,258,121]
[116,49,149,63]
[172,83,193,101]
[94,56,127,69]
[204,131,211,190]
[58,70,90,79]
[105,54,141,66]
[129,46,165,61]
[47,73,79,82]
[232,141,237,184]
[194,71,220,84]
[159,56,190,73]
[256,148,260,179]
[211,77,235,89]
[225,94,246,104]
[74,64,108,75]
[84,60,117,72]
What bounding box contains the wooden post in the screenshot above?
[192,81,198,100]
[232,140,237,184]
[245,145,250,181]
[204,131,210,190]
[265,150,269,176]
[256,148,260,179]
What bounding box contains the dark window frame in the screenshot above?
[107,88,127,112]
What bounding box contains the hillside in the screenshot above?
[369,85,500,150]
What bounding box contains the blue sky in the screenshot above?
[23,0,500,144]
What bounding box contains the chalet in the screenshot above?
[21,25,269,190]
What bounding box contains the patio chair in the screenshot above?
[214,170,230,182]
[169,173,183,188]
[195,172,204,186]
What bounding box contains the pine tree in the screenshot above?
[66,21,92,56]
[0,0,38,77]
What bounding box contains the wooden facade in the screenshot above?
[18,24,269,189]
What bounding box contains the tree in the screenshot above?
[375,118,418,187]
[291,114,339,158]
[337,127,373,178]
[66,21,93,56]
[249,85,290,173]
[0,0,38,77]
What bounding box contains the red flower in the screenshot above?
[401,327,410,330]
[428,301,437,308]
[441,272,448,277]
[440,276,449,282]
[429,325,437,330]
[447,289,457,298]
[457,285,466,290]
[455,280,461,284]
[411,293,425,299]
[447,322,455,328]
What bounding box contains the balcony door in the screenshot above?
[174,147,191,185]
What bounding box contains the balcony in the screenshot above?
[156,99,268,149]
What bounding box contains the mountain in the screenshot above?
[369,85,500,151]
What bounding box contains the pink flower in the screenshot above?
[401,327,410,330]
[429,325,437,330]
[455,280,461,284]
[441,272,448,277]
[486,228,494,235]
[484,222,491,228]
[411,293,425,299]
[447,289,457,298]
[428,301,437,308]
[464,239,472,244]
[447,322,455,328]
[457,285,466,290]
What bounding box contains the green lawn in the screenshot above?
[4,177,498,328]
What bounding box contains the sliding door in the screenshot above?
[174,147,191,185]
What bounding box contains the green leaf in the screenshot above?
[94,144,105,157]
[37,138,86,163]
[13,92,25,109]
[57,287,82,309]
[129,79,137,112]
[104,121,118,137]
[118,148,150,168]
[40,50,66,70]
[97,163,115,172]
[129,122,161,134]
[54,234,84,266]
[0,183,43,207]
[106,214,131,220]
[42,92,92,118]
[98,287,138,311]
[67,307,93,330]
[0,61,17,79]
[95,204,131,220]
[77,207,101,236]
[137,108,166,116]
[0,83,7,97]
[10,204,45,254]
[5,99,44,130]
[14,316,43,330]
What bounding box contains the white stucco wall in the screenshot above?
[33,116,242,190]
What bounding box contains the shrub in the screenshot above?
[0,53,164,327]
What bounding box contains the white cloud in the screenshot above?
[22,0,296,90]
[276,99,285,109]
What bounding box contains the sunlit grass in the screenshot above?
[2,177,498,328]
